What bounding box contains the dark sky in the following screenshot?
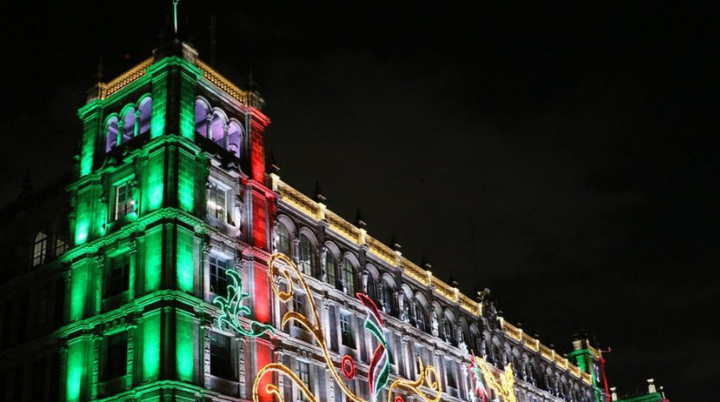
[1,1,718,399]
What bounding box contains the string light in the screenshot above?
[251,253,444,402]
[468,353,517,402]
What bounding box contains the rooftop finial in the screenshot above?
[173,0,180,34]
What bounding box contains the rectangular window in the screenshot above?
[106,253,130,297]
[114,181,134,220]
[297,360,310,389]
[103,332,127,381]
[445,358,457,389]
[209,255,229,295]
[340,312,354,348]
[293,294,306,328]
[207,181,229,223]
[210,332,233,379]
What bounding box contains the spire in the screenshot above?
[266,151,280,174]
[173,0,180,35]
[314,181,326,203]
[390,231,401,251]
[354,207,366,228]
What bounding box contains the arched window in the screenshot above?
[382,281,395,314]
[277,223,291,256]
[53,218,69,258]
[106,117,119,152]
[298,235,315,276]
[137,97,152,136]
[325,253,337,288]
[415,302,427,332]
[366,273,377,301]
[121,107,136,144]
[443,316,454,344]
[211,112,225,147]
[195,99,210,138]
[227,120,242,158]
[32,231,48,267]
[341,258,355,294]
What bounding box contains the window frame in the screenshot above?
[209,331,234,380]
[113,180,134,221]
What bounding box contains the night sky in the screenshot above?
[1,1,718,399]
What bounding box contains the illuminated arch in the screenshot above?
[137,95,152,136]
[194,97,211,138]
[105,114,120,152]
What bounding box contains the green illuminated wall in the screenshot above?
[176,311,195,381]
[144,225,163,292]
[69,260,91,321]
[77,103,100,177]
[177,149,196,213]
[142,312,161,382]
[150,68,168,139]
[144,149,166,212]
[176,226,195,293]
[66,336,90,402]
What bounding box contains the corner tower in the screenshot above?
[62,35,274,401]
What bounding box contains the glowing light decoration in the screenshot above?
[468,353,517,402]
[357,292,390,401]
[251,253,443,402]
[213,269,275,337]
[469,351,489,401]
[342,355,356,380]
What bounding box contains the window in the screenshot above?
[209,255,230,295]
[277,223,291,256]
[382,283,394,314]
[297,360,310,389]
[227,121,242,158]
[106,117,119,152]
[106,253,129,297]
[340,312,354,348]
[53,220,69,258]
[341,258,355,294]
[298,235,316,277]
[415,303,427,332]
[195,99,211,138]
[114,181,134,220]
[326,254,337,288]
[32,231,47,266]
[103,332,127,381]
[137,97,152,136]
[445,358,457,389]
[207,181,230,223]
[366,274,377,301]
[210,332,233,379]
[121,107,136,144]
[293,293,306,327]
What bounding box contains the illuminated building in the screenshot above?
[0,33,660,402]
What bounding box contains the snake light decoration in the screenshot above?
[249,253,443,402]
[213,269,276,337]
